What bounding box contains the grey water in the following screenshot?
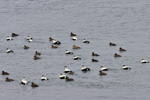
[0,0,150,100]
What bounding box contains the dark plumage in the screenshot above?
[70,32,76,36]
[114,53,121,57]
[92,52,99,56]
[65,77,74,82]
[99,71,107,76]
[24,45,29,49]
[31,82,39,88]
[51,45,58,48]
[12,33,19,37]
[91,59,99,62]
[5,77,14,82]
[109,42,116,46]
[119,47,126,51]
[33,55,41,60]
[35,51,41,55]
[2,71,9,75]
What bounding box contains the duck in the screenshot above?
[81,65,90,71]
[5,77,14,82]
[122,65,131,70]
[109,42,116,46]
[21,77,28,85]
[72,36,77,40]
[119,47,126,51]
[33,55,41,60]
[31,82,39,88]
[6,36,13,41]
[92,52,99,56]
[2,71,9,75]
[100,66,109,71]
[65,77,74,82]
[24,45,29,49]
[12,33,19,37]
[59,73,67,79]
[6,48,14,53]
[52,39,61,45]
[35,51,41,55]
[41,75,48,81]
[91,59,99,62]
[70,32,76,36]
[68,71,75,75]
[64,66,71,73]
[51,45,58,48]
[83,39,90,43]
[49,37,54,41]
[26,36,32,40]
[65,50,73,54]
[141,59,149,63]
[28,38,33,42]
[73,56,81,60]
[72,45,81,49]
[99,71,107,76]
[114,53,121,57]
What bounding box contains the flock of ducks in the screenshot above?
[2,32,150,88]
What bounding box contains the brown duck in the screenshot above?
[99,71,107,76]
[109,42,116,46]
[2,71,9,75]
[5,77,14,82]
[24,45,29,49]
[31,82,39,88]
[72,45,81,49]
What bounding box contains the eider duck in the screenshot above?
[119,47,126,51]
[72,36,77,40]
[83,39,90,43]
[141,59,149,63]
[65,77,74,82]
[2,71,9,75]
[28,38,33,42]
[51,45,58,48]
[72,45,81,49]
[52,40,61,45]
[41,75,48,81]
[26,36,32,40]
[100,66,109,71]
[12,33,19,37]
[73,56,81,60]
[33,55,41,60]
[35,51,41,55]
[64,66,71,73]
[65,50,73,54]
[6,48,14,53]
[92,52,99,56]
[99,71,107,76]
[6,36,13,41]
[68,71,75,75]
[91,58,99,62]
[109,42,116,46]
[59,73,67,79]
[70,32,76,36]
[81,65,90,71]
[24,45,29,49]
[21,77,28,85]
[114,53,121,57]
[31,82,39,88]
[49,37,54,41]
[5,77,14,82]
[122,65,131,70]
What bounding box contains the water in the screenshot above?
[0,0,150,100]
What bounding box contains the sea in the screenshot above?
[0,0,150,100]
